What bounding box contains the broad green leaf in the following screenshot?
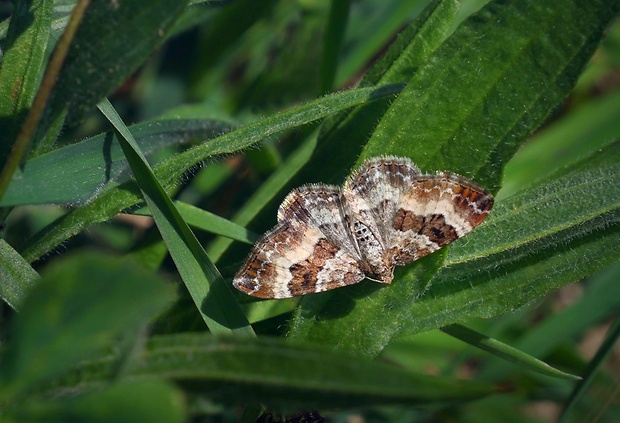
[288,249,446,351]
[287,0,619,357]
[34,0,190,155]
[0,252,175,397]
[0,0,52,164]
[41,334,495,409]
[98,99,253,336]
[441,324,579,380]
[4,381,184,423]
[19,84,403,262]
[0,239,39,310]
[1,119,233,207]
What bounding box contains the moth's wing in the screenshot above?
[277,183,361,259]
[234,185,366,299]
[386,173,494,266]
[342,156,422,246]
[233,222,365,298]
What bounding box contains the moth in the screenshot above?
[233,156,493,298]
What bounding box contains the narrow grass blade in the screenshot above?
[336,0,441,86]
[131,201,258,245]
[320,0,350,93]
[97,99,253,336]
[441,324,580,380]
[206,130,318,263]
[499,89,620,199]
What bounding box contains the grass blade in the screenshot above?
[132,201,258,245]
[441,324,580,380]
[97,99,253,336]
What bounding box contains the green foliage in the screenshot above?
[0,0,619,421]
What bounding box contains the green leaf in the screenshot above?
[158,84,403,188]
[0,239,39,310]
[1,119,233,207]
[98,99,253,336]
[0,252,176,396]
[441,324,580,380]
[0,0,52,164]
[288,249,447,352]
[19,84,403,262]
[359,0,463,87]
[132,201,258,245]
[287,0,619,357]
[5,381,185,423]
[34,0,190,154]
[43,334,495,409]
